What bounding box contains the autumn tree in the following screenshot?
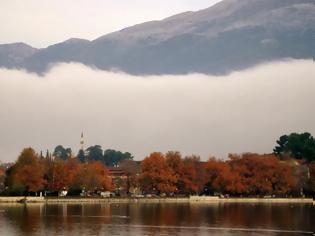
[229,153,297,195]
[140,152,177,194]
[49,160,67,191]
[73,162,111,192]
[165,151,182,173]
[166,152,207,194]
[205,158,245,194]
[179,156,206,194]
[41,153,55,191]
[43,157,83,192]
[165,151,183,193]
[8,148,45,194]
[48,159,82,192]
[64,158,82,189]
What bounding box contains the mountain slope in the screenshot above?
[0,43,38,69]
[1,0,315,75]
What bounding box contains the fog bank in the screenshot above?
[0,60,314,162]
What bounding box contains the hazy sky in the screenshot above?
[0,0,222,48]
[0,60,314,162]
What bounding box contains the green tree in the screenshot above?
[103,149,133,167]
[53,145,72,161]
[86,145,103,162]
[77,149,86,163]
[274,133,315,162]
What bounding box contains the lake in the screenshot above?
[0,202,314,235]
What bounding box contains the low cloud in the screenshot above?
[0,60,314,162]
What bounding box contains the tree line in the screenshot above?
[0,132,315,197]
[52,145,133,167]
[140,152,314,196]
[3,148,111,195]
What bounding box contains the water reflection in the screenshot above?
[0,203,314,236]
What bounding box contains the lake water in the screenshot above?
[0,202,314,236]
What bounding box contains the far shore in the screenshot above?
[0,196,313,204]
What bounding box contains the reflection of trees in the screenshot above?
[2,203,314,234]
[196,203,313,231]
[4,204,43,235]
[42,204,110,234]
[127,202,314,232]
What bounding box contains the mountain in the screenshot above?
[0,0,315,75]
[0,43,38,69]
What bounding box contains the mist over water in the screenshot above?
[0,60,314,162]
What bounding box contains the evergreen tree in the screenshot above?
[77,149,86,163]
[274,132,315,162]
[103,149,133,167]
[86,145,103,162]
[53,145,72,161]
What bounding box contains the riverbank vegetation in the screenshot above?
[0,132,314,197]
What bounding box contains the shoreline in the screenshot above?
[0,196,313,204]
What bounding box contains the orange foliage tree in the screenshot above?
[49,160,67,191]
[165,151,183,193]
[64,158,82,189]
[140,152,177,194]
[205,158,245,194]
[179,156,206,194]
[9,148,46,193]
[165,152,182,178]
[204,154,297,195]
[3,147,302,197]
[166,152,206,194]
[46,159,82,192]
[228,153,297,195]
[73,162,112,191]
[6,148,112,194]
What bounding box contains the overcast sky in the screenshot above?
[0,0,222,48]
[0,60,314,162]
